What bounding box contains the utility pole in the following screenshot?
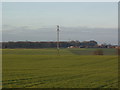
[57,25,60,55]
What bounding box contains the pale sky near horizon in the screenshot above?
[2,2,118,45]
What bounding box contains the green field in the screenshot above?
[2,48,118,88]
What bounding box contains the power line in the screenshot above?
[57,25,60,55]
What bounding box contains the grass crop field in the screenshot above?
[2,48,118,88]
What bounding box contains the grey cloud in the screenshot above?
[2,25,118,45]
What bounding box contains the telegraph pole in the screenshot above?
[57,25,60,55]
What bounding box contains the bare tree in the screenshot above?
[93,49,104,55]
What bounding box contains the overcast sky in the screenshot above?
[2,2,118,45]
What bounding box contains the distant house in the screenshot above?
[68,46,79,48]
[115,46,120,49]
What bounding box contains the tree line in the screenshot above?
[1,40,98,48]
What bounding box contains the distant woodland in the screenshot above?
[2,40,99,48]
